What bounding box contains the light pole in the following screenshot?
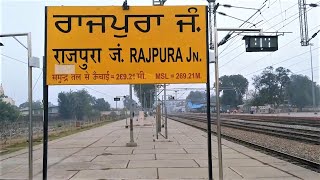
[306,28,320,114]
[309,43,317,114]
[303,2,319,114]
[0,33,39,180]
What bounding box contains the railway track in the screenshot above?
[168,114,320,172]
[221,114,320,128]
[169,114,320,144]
[187,113,320,127]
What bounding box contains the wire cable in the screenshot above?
[292,66,320,74]
[1,54,28,64]
[217,12,257,26]
[218,1,297,56]
[243,46,319,77]
[221,4,260,11]
[33,71,43,90]
[82,85,114,98]
[219,5,319,69]
[218,1,299,59]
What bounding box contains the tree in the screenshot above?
[58,89,95,120]
[19,100,42,109]
[252,66,290,107]
[58,91,73,119]
[186,91,206,104]
[0,99,19,122]
[133,84,155,108]
[72,89,94,120]
[250,92,266,106]
[287,74,320,110]
[275,67,291,103]
[93,98,111,111]
[219,75,248,108]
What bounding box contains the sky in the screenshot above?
[0,0,319,108]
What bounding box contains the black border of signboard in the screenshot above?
[42,6,211,180]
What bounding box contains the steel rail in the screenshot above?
[169,115,320,172]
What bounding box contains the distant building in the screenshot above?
[0,83,4,95]
[0,83,15,106]
[20,105,59,116]
[166,99,186,113]
[250,105,274,114]
[185,101,216,113]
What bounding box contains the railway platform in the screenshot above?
[0,117,319,180]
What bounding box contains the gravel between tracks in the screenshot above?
[174,118,320,164]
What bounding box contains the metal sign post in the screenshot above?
[164,84,168,139]
[126,85,137,147]
[161,94,164,128]
[212,26,273,180]
[44,4,207,178]
[42,56,49,180]
[114,97,121,116]
[214,19,223,180]
[213,27,264,180]
[205,6,213,179]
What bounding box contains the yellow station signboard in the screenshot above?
[46,6,207,85]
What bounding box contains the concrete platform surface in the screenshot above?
[0,117,319,180]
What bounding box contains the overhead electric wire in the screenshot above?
[219,4,319,69]
[269,47,320,67]
[243,46,320,77]
[218,20,264,58]
[219,1,298,58]
[286,56,312,69]
[292,66,320,74]
[218,0,269,56]
[1,53,28,64]
[218,3,267,47]
[221,4,260,11]
[220,7,297,58]
[33,72,43,90]
[217,12,257,26]
[238,23,320,73]
[219,0,295,54]
[279,0,285,27]
[265,1,319,32]
[82,85,114,98]
[267,0,278,8]
[259,12,277,31]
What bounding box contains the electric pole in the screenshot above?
[298,0,309,46]
[299,0,320,114]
